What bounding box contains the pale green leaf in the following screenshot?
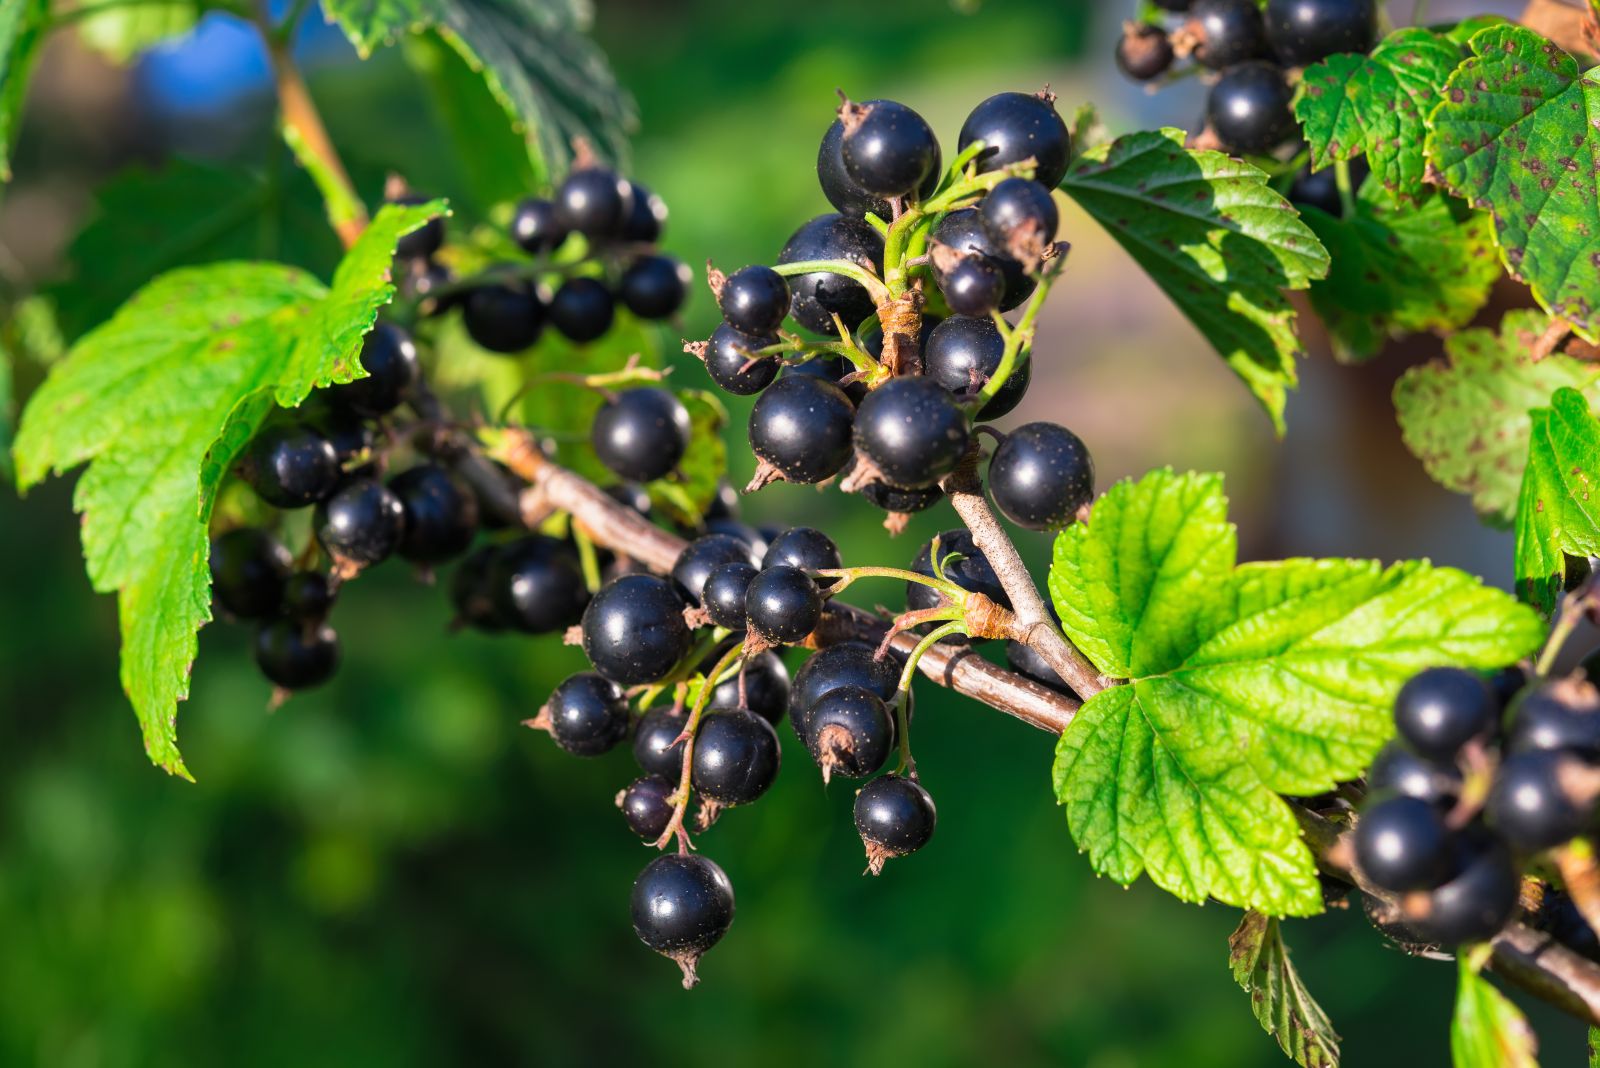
[1228,911,1341,1068]
[1451,956,1539,1068]
[646,389,726,528]
[74,0,199,63]
[0,0,48,184]
[1514,386,1600,612]
[0,333,13,484]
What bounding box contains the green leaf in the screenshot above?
[0,334,13,484]
[1451,956,1539,1068]
[13,202,445,777]
[1395,310,1600,524]
[49,158,343,342]
[1515,386,1600,611]
[1295,28,1464,205]
[646,389,726,527]
[1061,129,1330,434]
[1588,1025,1599,1067]
[0,0,48,184]
[1439,16,1509,48]
[74,1,199,63]
[1425,25,1600,340]
[1303,189,1500,361]
[1228,912,1341,1068]
[1049,469,1544,914]
[320,0,637,174]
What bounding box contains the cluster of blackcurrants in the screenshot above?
[400,161,690,352]
[691,91,1094,532]
[1115,0,1377,157]
[1354,665,1600,949]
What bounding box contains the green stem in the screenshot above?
[653,641,746,850]
[814,565,967,603]
[573,527,601,594]
[272,0,315,42]
[971,261,1060,413]
[1333,159,1357,219]
[772,259,889,305]
[897,620,967,695]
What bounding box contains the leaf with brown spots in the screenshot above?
[1425,24,1600,341]
[1514,386,1600,612]
[1228,912,1340,1068]
[1396,310,1600,525]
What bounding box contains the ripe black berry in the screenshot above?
[1006,638,1074,695]
[1507,678,1600,760]
[1288,165,1343,217]
[988,422,1095,531]
[777,214,885,336]
[330,323,419,417]
[591,387,691,483]
[462,281,545,354]
[702,561,757,630]
[1153,0,1193,8]
[318,410,376,472]
[1367,742,1462,809]
[745,564,823,646]
[789,641,902,741]
[489,534,590,634]
[315,478,405,568]
[762,527,842,579]
[853,376,971,490]
[1486,750,1600,852]
[1265,0,1378,67]
[672,533,757,605]
[1188,0,1267,69]
[783,353,867,404]
[854,774,936,874]
[702,322,781,396]
[719,265,791,335]
[924,315,1030,420]
[510,196,568,254]
[957,91,1072,189]
[807,685,895,782]
[933,249,1005,318]
[979,177,1059,265]
[1412,835,1520,945]
[542,672,629,756]
[633,706,688,778]
[1116,23,1175,81]
[631,853,734,987]
[1206,61,1296,155]
[391,194,445,260]
[839,98,939,198]
[1353,795,1454,892]
[691,707,782,805]
[907,529,1010,615]
[707,648,791,725]
[619,181,668,243]
[450,545,505,631]
[619,255,690,320]
[390,464,479,564]
[860,476,943,515]
[582,574,693,685]
[817,118,940,222]
[619,775,676,840]
[210,527,291,620]
[606,481,654,517]
[255,619,339,691]
[930,208,1034,312]
[247,424,340,509]
[748,374,857,485]
[281,570,335,622]
[549,277,615,343]
[1393,667,1498,761]
[555,166,633,238]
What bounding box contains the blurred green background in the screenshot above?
[0,0,1585,1064]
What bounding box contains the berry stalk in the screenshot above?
[652,640,746,851]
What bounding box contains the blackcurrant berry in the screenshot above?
[1265,0,1378,67]
[807,685,895,782]
[702,561,757,631]
[933,249,1005,318]
[1188,0,1267,69]
[672,533,758,606]
[979,177,1059,265]
[542,672,630,756]
[592,387,691,483]
[782,353,867,405]
[1486,750,1600,852]
[390,464,479,564]
[619,255,690,320]
[907,530,1010,615]
[1412,835,1520,945]
[707,648,791,726]
[719,265,791,335]
[1153,0,1193,8]
[582,574,693,685]
[839,98,939,198]
[702,322,781,396]
[390,194,445,260]
[631,853,734,987]
[555,166,634,238]
[450,545,506,631]
[988,422,1095,531]
[690,707,782,805]
[315,478,405,568]
[210,527,291,620]
[707,519,771,560]
[410,260,456,314]
[1507,678,1600,760]
[777,214,885,336]
[633,706,688,778]
[281,570,335,622]
[854,774,936,874]
[789,641,902,741]
[330,323,419,418]
[255,619,339,691]
[1006,638,1075,696]
[853,376,971,490]
[1535,892,1600,962]
[619,775,676,841]
[817,117,941,222]
[761,527,842,579]
[1353,795,1454,892]
[1393,667,1498,761]
[1116,23,1175,81]
[606,481,654,517]
[1491,663,1530,707]
[745,564,823,646]
[1367,742,1462,809]
[748,374,857,485]
[860,475,944,515]
[1288,165,1343,217]
[247,423,340,509]
[461,281,545,354]
[619,181,668,243]
[510,196,568,254]
[318,410,377,473]
[958,91,1072,189]
[1206,61,1296,155]
[489,534,589,634]
[923,315,1030,420]
[930,208,1034,311]
[549,277,615,343]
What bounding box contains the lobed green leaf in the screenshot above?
[1514,386,1600,612]
[0,0,47,185]
[1228,912,1341,1068]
